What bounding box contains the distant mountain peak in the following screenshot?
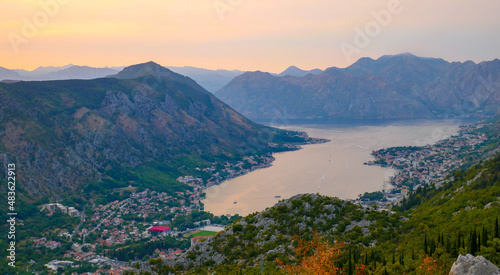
[113,61,178,80]
[112,61,210,93]
[396,52,416,57]
[284,65,300,71]
[278,66,323,77]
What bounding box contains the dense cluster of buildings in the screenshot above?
[43,203,80,217]
[36,152,319,273]
[360,123,489,208]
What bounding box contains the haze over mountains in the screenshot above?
[0,62,287,199]
[0,64,324,93]
[216,53,500,120]
[0,64,246,93]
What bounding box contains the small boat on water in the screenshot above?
[233,201,237,204]
[274,195,281,198]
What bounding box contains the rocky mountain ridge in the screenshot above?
[0,62,287,199]
[216,53,500,120]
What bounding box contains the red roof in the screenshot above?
[148,226,171,232]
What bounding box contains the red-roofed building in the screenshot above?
[148,226,171,236]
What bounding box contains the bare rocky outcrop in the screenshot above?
[449,254,500,275]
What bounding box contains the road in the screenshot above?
[70,205,86,242]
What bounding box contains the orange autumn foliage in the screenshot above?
[277,232,344,275]
[418,255,438,275]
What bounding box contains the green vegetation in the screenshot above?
[103,237,190,262]
[141,150,500,274]
[360,191,384,201]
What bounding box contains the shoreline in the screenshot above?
[357,120,491,209]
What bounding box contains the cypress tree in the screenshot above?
[392,252,395,265]
[424,233,428,255]
[430,238,436,255]
[482,225,488,248]
[495,217,499,239]
[471,229,477,256]
[348,249,353,275]
[478,231,481,251]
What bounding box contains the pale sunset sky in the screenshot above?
[1,0,499,72]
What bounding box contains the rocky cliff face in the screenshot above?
[449,254,500,275]
[216,53,500,120]
[0,62,273,199]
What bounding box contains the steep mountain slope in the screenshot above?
[217,69,434,120]
[216,53,500,120]
[0,62,290,199]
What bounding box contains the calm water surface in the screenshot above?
[203,120,460,216]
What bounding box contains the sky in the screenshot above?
[1,0,499,73]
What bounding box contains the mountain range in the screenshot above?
[216,53,500,120]
[1,64,246,93]
[0,62,297,199]
[1,64,325,93]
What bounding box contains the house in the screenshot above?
[148,226,171,236]
[74,252,96,261]
[68,207,80,217]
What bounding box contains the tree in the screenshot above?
[495,217,499,239]
[277,232,344,275]
[418,255,437,275]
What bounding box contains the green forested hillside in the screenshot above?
[139,153,500,274]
